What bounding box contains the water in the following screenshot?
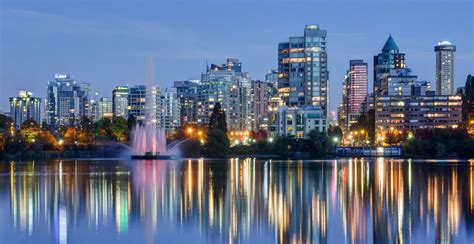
[131,124,167,155]
[0,158,473,243]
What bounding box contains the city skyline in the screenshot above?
[1,1,473,113]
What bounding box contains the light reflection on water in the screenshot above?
[0,158,473,243]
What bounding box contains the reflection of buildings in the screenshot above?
[2,159,474,243]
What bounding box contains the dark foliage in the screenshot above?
[208,102,227,133]
[204,129,230,158]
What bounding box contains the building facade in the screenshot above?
[278,25,329,117]
[337,77,348,131]
[375,95,462,134]
[158,90,181,132]
[112,86,129,118]
[9,90,41,128]
[45,74,90,127]
[265,69,279,94]
[373,35,406,96]
[252,80,272,131]
[269,106,326,138]
[94,97,113,121]
[435,41,456,95]
[173,80,199,125]
[345,60,368,128]
[128,85,149,123]
[197,58,253,131]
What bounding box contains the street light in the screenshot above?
[187,127,193,135]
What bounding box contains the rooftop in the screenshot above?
[382,34,399,51]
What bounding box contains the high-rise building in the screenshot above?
[345,60,368,128]
[373,35,406,96]
[173,80,199,125]
[252,80,272,131]
[197,58,253,131]
[128,85,151,123]
[112,86,129,118]
[338,76,348,131]
[265,69,279,94]
[435,41,456,95]
[9,90,41,128]
[94,97,113,121]
[278,24,329,116]
[158,89,181,132]
[45,74,90,127]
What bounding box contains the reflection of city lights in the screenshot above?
[3,158,471,243]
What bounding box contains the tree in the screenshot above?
[350,109,375,143]
[465,75,474,102]
[95,117,114,140]
[255,130,268,142]
[205,129,230,158]
[307,130,333,157]
[63,127,78,145]
[205,102,230,157]
[4,132,27,155]
[111,116,129,142]
[327,126,343,141]
[270,135,292,157]
[209,102,227,133]
[127,114,137,130]
[462,75,474,125]
[20,118,42,143]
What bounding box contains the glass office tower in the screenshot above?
[278,24,329,116]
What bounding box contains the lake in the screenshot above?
[0,158,473,243]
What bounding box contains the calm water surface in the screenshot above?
[0,158,473,243]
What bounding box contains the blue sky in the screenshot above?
[1,0,473,113]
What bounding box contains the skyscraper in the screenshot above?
[128,85,154,123]
[252,80,272,131]
[112,86,129,118]
[373,35,406,96]
[265,69,279,93]
[345,60,368,128]
[435,41,456,95]
[9,90,41,128]
[158,89,181,132]
[173,80,199,125]
[277,24,329,116]
[337,77,347,132]
[197,58,253,131]
[45,74,90,127]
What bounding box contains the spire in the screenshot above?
[382,34,399,51]
[206,59,209,73]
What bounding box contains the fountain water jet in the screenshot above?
[131,123,167,156]
[130,53,175,160]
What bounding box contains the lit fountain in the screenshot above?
[131,123,172,159]
[130,53,175,160]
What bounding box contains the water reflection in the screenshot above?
[0,159,473,243]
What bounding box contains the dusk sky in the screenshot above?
[1,0,473,113]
